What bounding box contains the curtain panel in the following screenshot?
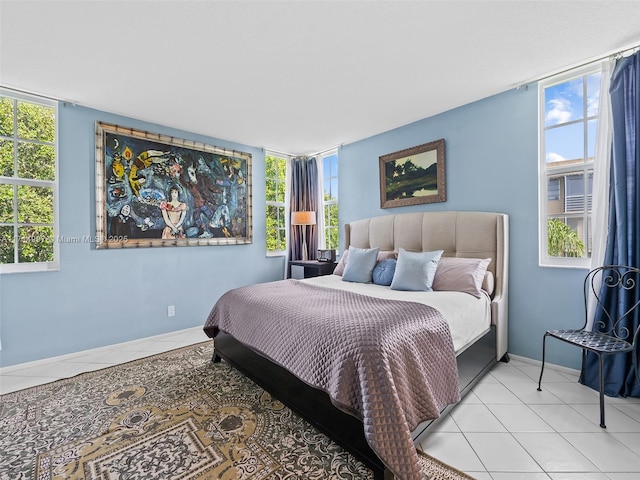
[586,60,614,331]
[581,51,640,397]
[288,157,319,262]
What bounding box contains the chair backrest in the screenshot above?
[586,265,640,345]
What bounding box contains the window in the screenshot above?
[265,152,288,255]
[321,151,339,250]
[0,90,59,273]
[266,149,338,255]
[547,177,560,201]
[539,67,601,267]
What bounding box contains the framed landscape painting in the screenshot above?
[95,122,252,248]
[379,138,446,208]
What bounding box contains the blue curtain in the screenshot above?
[289,157,319,261]
[581,52,640,397]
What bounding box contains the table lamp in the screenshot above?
[291,211,316,261]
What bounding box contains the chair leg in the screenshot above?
[537,333,548,391]
[598,353,606,429]
[634,349,640,388]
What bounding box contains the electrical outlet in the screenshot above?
[168,305,175,317]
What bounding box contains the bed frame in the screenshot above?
[212,211,509,479]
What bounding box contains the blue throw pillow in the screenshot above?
[342,246,380,283]
[372,259,397,286]
[390,248,444,291]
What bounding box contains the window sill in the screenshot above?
[539,257,591,269]
[0,262,60,274]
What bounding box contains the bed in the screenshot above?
[204,210,509,480]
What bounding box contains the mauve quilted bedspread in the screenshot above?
[204,279,460,480]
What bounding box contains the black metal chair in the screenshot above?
[537,265,640,428]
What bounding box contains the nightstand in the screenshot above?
[289,260,337,279]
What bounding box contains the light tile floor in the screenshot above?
[2,328,640,479]
[419,357,640,480]
[0,327,208,394]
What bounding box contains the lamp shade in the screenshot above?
[291,211,316,225]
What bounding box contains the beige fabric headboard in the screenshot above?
[344,211,509,359]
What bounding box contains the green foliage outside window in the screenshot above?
[547,218,585,258]
[266,155,287,252]
[0,95,56,266]
[322,153,339,251]
[324,200,339,249]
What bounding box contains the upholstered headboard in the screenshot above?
[344,211,509,359]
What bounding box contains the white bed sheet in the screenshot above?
[302,274,491,354]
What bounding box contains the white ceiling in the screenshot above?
[2,1,640,155]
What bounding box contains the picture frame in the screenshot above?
[95,122,252,249]
[379,138,445,209]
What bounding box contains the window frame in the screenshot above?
[0,89,59,274]
[265,151,289,257]
[538,65,601,269]
[320,149,339,251]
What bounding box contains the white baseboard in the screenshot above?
[507,352,581,377]
[0,326,202,374]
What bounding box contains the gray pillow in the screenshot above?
[390,248,444,291]
[342,246,380,283]
[432,257,492,298]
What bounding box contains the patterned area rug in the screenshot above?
[0,341,474,480]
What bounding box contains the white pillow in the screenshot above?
[342,246,380,283]
[390,248,443,291]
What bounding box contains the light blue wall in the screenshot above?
[1,86,589,371]
[338,86,587,370]
[0,103,286,367]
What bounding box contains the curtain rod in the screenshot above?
[1,89,340,159]
[308,145,340,157]
[516,42,640,89]
[264,144,341,158]
[0,84,76,105]
[263,148,295,158]
[6,83,344,158]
